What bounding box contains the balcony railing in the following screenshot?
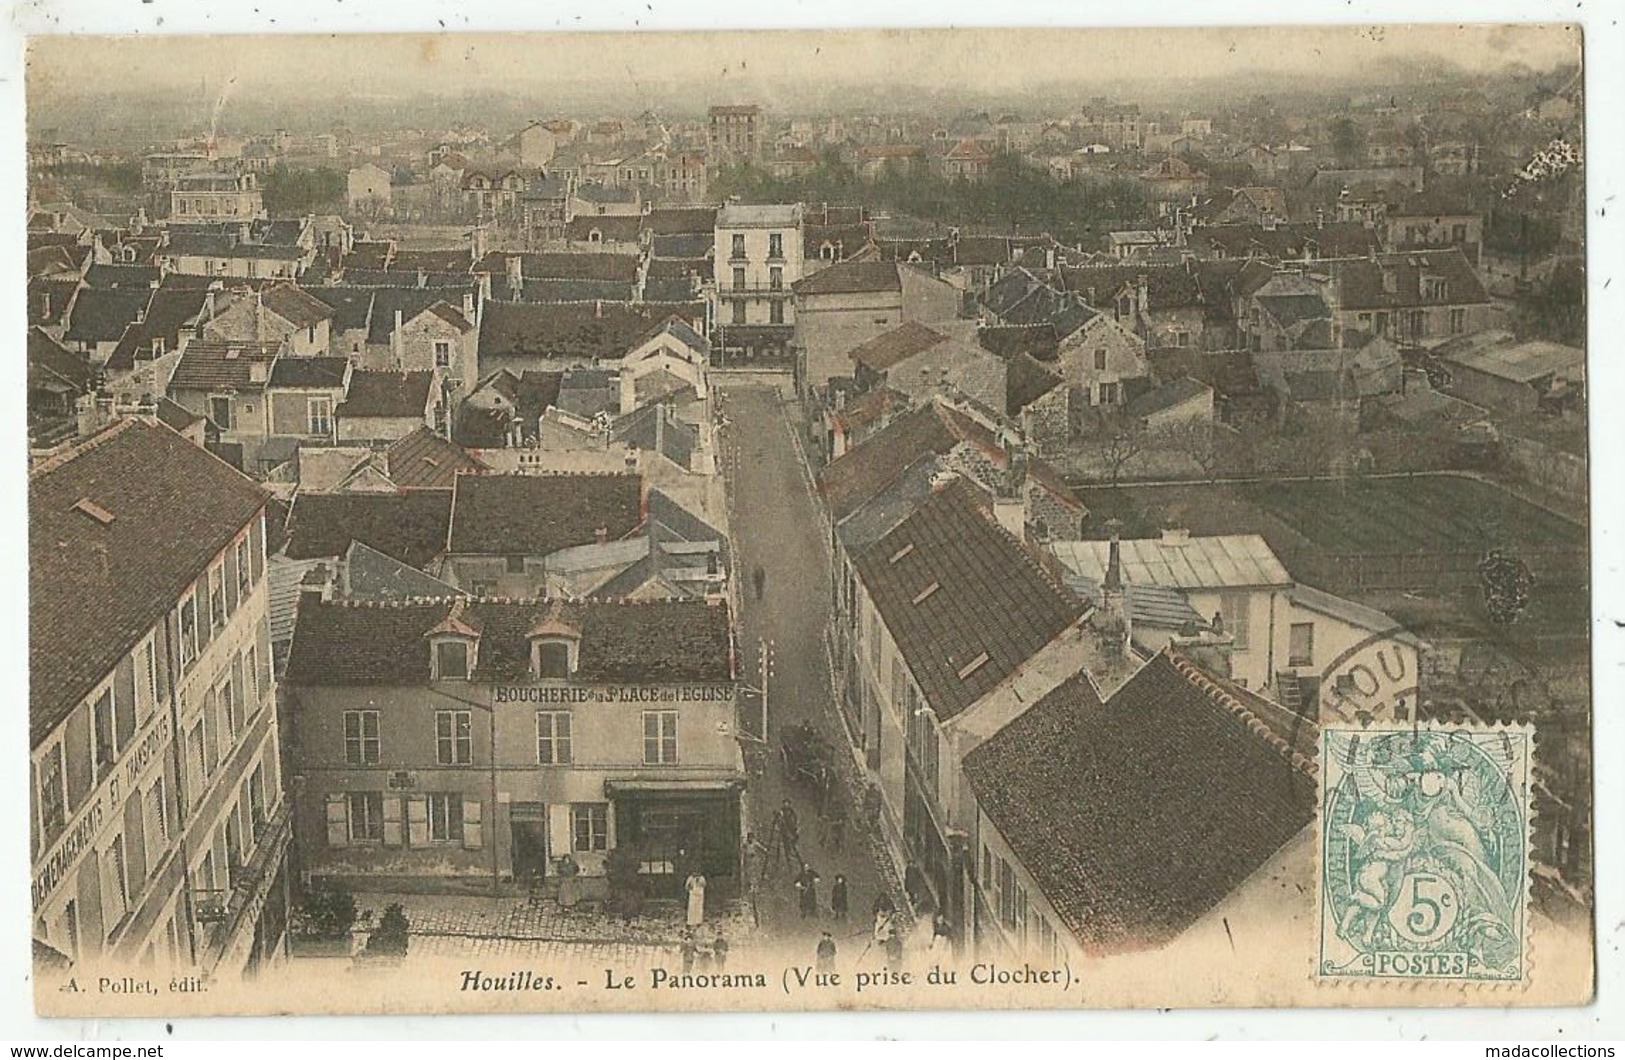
[199,801,292,973]
[722,284,792,297]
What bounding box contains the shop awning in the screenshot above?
[603,778,744,795]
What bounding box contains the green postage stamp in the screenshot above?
[1319,725,1533,983]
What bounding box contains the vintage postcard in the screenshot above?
[22,24,1593,1017]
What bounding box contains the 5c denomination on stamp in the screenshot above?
[1318,724,1532,984]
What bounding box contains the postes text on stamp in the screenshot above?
[1319,724,1532,983]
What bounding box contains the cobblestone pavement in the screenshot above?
[351,892,755,948]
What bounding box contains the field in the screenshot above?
[1079,473,1583,560]
[1076,472,1589,645]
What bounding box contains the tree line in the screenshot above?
[712,150,1154,245]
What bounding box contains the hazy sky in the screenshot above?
[28,24,1580,105]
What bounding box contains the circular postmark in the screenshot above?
[1317,626,1425,727]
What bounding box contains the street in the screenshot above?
[717,383,903,964]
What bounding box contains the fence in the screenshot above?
[1292,547,1588,593]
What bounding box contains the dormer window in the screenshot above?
[529,609,581,679]
[536,640,573,679]
[433,638,472,680]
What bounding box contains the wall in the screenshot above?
[1058,316,1148,405]
[796,289,905,393]
[1183,586,1288,692]
[289,676,740,883]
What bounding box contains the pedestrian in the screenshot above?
[680,930,697,975]
[775,800,801,871]
[752,564,767,601]
[685,870,707,928]
[930,913,953,955]
[826,796,847,853]
[712,932,730,971]
[830,873,849,922]
[695,933,715,974]
[873,907,899,968]
[816,931,837,974]
[795,862,821,919]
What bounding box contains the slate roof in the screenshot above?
[1004,352,1064,416]
[28,327,95,394]
[448,473,644,557]
[342,540,467,603]
[820,399,1080,524]
[283,490,453,568]
[385,427,488,489]
[566,215,643,242]
[160,235,306,261]
[364,287,478,346]
[479,302,688,362]
[306,286,376,333]
[651,233,714,258]
[717,203,802,229]
[346,241,394,270]
[962,649,1315,953]
[106,288,212,372]
[390,249,474,274]
[337,370,435,419]
[642,207,718,235]
[978,323,1060,363]
[1327,248,1489,310]
[64,288,151,345]
[168,341,282,392]
[513,279,639,304]
[852,478,1085,720]
[83,264,161,289]
[260,284,335,328]
[284,597,733,687]
[268,356,348,390]
[1059,264,1204,311]
[1192,222,1383,262]
[792,261,902,297]
[1124,377,1212,419]
[1147,349,1266,399]
[474,251,641,284]
[29,278,79,328]
[29,420,267,746]
[848,321,949,371]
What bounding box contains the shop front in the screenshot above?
[606,780,744,899]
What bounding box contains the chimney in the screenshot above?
[595,526,609,544]
[506,254,523,296]
[463,291,475,321]
[249,360,269,384]
[1159,526,1191,547]
[595,299,603,319]
[300,563,336,605]
[1315,207,1325,230]
[416,268,428,290]
[1091,519,1131,656]
[393,309,405,368]
[1136,275,1150,316]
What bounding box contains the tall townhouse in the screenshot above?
[30,419,289,982]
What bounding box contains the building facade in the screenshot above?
[169,172,266,225]
[30,419,288,981]
[713,203,804,330]
[283,597,743,899]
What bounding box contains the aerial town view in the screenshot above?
[22,26,1592,1016]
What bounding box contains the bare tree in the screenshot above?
[1091,415,1150,486]
[1154,418,1223,481]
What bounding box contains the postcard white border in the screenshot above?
[0,0,1619,1041]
